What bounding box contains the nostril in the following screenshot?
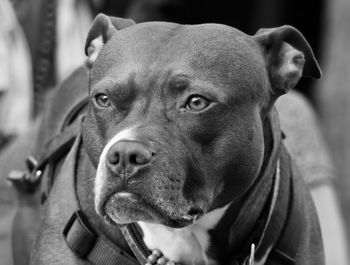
[129,154,138,164]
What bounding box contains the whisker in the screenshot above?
[87,178,96,183]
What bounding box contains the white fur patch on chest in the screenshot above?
[138,204,229,265]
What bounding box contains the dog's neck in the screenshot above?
[76,110,280,265]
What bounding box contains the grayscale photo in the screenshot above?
[0,0,349,264]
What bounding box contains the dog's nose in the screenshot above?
[106,140,152,169]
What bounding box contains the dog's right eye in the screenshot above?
[94,93,111,108]
[185,95,211,111]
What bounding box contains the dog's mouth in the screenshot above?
[100,191,205,228]
[104,192,164,224]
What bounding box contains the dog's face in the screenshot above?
[82,15,320,228]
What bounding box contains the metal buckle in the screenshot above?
[7,156,42,193]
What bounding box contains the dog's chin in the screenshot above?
[101,192,204,228]
[104,192,164,224]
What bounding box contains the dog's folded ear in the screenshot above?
[85,14,135,68]
[254,26,321,96]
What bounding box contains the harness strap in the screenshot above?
[232,145,303,265]
[63,210,139,265]
[39,116,84,202]
[244,159,286,265]
[268,158,303,265]
[7,116,83,194]
[60,97,89,130]
[38,116,83,171]
[120,224,151,265]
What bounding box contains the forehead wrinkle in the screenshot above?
[134,69,175,124]
[167,74,191,94]
[110,72,138,103]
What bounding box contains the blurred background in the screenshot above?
[0,0,349,264]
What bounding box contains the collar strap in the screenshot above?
[267,151,303,265]
[63,210,139,265]
[251,145,302,265]
[120,224,151,264]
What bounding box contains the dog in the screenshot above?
[14,14,324,265]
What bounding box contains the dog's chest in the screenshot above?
[138,206,229,265]
[138,222,215,265]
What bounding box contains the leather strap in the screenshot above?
[31,95,88,177]
[63,210,139,265]
[39,116,84,202]
[37,117,82,171]
[235,157,289,265]
[268,157,303,265]
[233,145,302,265]
[252,146,303,265]
[120,224,151,265]
[37,97,88,198]
[60,97,89,130]
[246,159,286,265]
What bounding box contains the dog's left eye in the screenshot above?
[94,93,111,108]
[186,95,210,111]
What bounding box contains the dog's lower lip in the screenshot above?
[114,192,139,202]
[99,191,138,217]
[102,193,205,228]
[104,192,171,225]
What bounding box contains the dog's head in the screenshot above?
[81,14,320,228]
